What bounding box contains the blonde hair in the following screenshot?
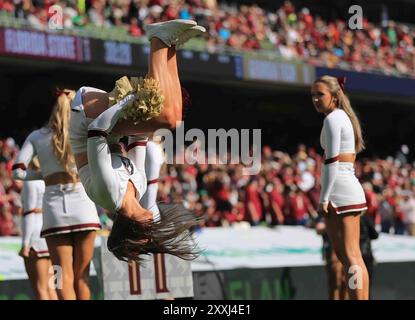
[314,75,365,153]
[29,156,40,171]
[47,90,77,181]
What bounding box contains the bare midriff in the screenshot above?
[324,153,356,163]
[338,153,356,163]
[25,208,42,214]
[44,172,79,186]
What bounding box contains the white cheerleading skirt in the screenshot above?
[24,213,50,258]
[41,182,101,237]
[328,163,368,214]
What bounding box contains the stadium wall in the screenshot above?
[0,26,414,100]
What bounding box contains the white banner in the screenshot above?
[191,226,415,271]
[2,226,415,280]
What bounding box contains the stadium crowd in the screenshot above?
[1,136,415,237]
[0,0,414,77]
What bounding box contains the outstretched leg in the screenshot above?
[111,38,181,135]
[147,38,179,126]
[167,45,183,123]
[90,20,206,137]
[112,21,205,136]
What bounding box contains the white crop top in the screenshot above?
[320,109,355,156]
[70,86,122,154]
[12,128,77,180]
[319,109,355,203]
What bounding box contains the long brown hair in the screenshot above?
[314,75,365,153]
[47,89,77,181]
[107,203,202,264]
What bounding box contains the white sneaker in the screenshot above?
[145,19,197,47]
[176,25,206,47]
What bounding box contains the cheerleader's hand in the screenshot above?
[19,246,30,258]
[318,202,329,217]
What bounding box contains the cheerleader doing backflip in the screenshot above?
[69,19,204,263]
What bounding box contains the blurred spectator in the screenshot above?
[244,178,263,226]
[396,144,410,165]
[284,185,315,225]
[363,182,379,225]
[0,137,22,236]
[379,187,397,234]
[268,179,285,225]
[0,203,14,236]
[398,190,415,236]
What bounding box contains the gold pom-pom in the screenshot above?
[108,76,134,106]
[108,76,164,124]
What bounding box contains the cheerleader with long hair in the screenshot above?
[311,75,369,300]
[69,19,204,264]
[19,157,57,300]
[13,90,100,300]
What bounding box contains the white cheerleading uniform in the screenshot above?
[13,129,100,237]
[320,109,367,214]
[70,87,147,213]
[21,180,49,258]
